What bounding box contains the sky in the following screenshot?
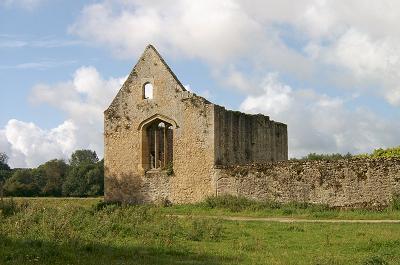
[1,0,400,168]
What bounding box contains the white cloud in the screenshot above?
[69,0,262,64]
[323,29,400,106]
[223,68,256,93]
[3,119,76,168]
[69,0,400,106]
[240,73,292,115]
[240,73,400,157]
[31,66,126,124]
[1,66,126,168]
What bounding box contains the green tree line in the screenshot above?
[292,146,400,161]
[0,150,103,197]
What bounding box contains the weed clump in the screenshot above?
[185,218,223,241]
[92,200,121,212]
[390,194,400,211]
[0,198,28,217]
[362,256,389,265]
[164,162,174,176]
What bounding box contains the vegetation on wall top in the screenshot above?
[355,146,400,159]
[293,146,400,161]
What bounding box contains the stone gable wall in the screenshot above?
[104,46,216,204]
[213,158,400,208]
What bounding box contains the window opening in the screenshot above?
[144,120,173,170]
[144,83,153,99]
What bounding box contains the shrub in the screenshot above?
[370,146,400,158]
[355,146,400,159]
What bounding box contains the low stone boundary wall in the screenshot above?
[212,158,400,208]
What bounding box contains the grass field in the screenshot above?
[160,195,400,220]
[1,197,400,265]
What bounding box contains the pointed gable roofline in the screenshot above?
[105,44,189,114]
[143,45,212,105]
[141,44,187,92]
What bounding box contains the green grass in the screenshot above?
[1,197,400,264]
[159,195,400,220]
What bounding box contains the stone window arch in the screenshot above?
[139,115,176,171]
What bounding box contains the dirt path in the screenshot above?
[174,215,400,223]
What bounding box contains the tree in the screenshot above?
[37,159,68,196]
[0,152,11,199]
[62,163,93,196]
[85,159,104,196]
[0,152,8,164]
[0,152,10,171]
[0,171,7,199]
[62,150,103,196]
[69,150,98,167]
[4,169,40,197]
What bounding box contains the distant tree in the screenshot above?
[62,150,103,196]
[0,152,11,198]
[302,153,352,160]
[0,152,10,171]
[4,169,40,197]
[0,152,8,164]
[37,159,69,196]
[294,152,352,161]
[0,150,103,197]
[0,171,7,198]
[85,159,104,196]
[69,150,98,167]
[62,163,92,196]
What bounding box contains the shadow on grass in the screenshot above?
[0,234,235,265]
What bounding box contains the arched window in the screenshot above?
[143,83,153,99]
[142,119,173,170]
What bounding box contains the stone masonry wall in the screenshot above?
[104,44,290,205]
[214,106,288,166]
[104,45,216,204]
[213,158,400,208]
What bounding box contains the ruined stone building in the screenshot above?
[104,45,288,204]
